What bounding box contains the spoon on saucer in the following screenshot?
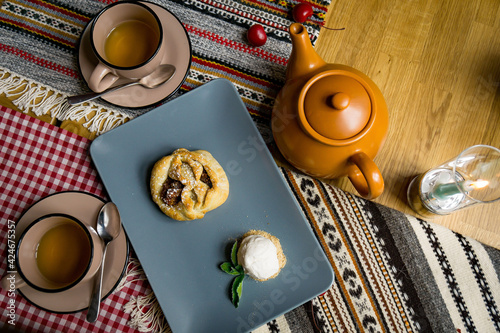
[86,202,121,323]
[68,64,176,105]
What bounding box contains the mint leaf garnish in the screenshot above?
[220,262,242,276]
[220,240,245,308]
[220,262,233,274]
[228,264,242,275]
[232,274,244,308]
[231,240,238,266]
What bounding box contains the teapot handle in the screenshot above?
[347,152,384,199]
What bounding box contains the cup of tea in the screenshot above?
[88,1,164,92]
[1,214,103,293]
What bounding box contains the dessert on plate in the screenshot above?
[237,230,286,281]
[150,148,229,220]
[220,230,286,307]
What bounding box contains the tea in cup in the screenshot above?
[1,214,103,293]
[88,1,163,92]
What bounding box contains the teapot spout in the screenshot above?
[286,23,326,81]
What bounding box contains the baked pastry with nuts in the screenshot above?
[150,148,229,220]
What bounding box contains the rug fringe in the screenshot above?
[124,293,171,333]
[119,257,171,333]
[117,257,149,290]
[0,67,130,134]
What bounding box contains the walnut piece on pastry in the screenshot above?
[150,148,229,221]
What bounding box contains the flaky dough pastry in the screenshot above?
[150,148,229,221]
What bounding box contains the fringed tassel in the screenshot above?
[0,67,130,135]
[119,257,171,333]
[117,257,148,290]
[124,293,171,333]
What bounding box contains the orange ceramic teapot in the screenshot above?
[272,23,388,199]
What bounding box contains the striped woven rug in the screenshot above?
[280,169,500,333]
[0,0,328,134]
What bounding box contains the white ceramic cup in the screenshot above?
[1,214,103,293]
[88,1,164,92]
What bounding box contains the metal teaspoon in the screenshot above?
[86,202,121,323]
[68,64,176,105]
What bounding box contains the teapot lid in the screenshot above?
[301,70,372,140]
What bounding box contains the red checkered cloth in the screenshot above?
[0,106,149,333]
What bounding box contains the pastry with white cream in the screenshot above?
[237,230,286,281]
[220,230,286,307]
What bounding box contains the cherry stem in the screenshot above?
[319,22,345,31]
[321,26,346,31]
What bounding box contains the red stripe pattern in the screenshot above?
[0,0,330,122]
[0,43,80,78]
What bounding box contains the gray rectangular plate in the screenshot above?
[90,79,334,333]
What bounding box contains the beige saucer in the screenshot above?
[15,191,129,313]
[78,1,191,108]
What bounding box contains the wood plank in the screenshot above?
[313,0,500,248]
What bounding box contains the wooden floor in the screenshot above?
[315,0,500,248]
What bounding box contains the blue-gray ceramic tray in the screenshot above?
[90,79,334,333]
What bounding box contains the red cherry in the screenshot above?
[247,24,267,47]
[292,3,314,23]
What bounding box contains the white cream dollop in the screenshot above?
[237,235,279,280]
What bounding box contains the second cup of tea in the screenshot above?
[2,213,103,293]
